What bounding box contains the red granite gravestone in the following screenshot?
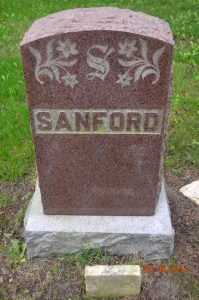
[21,7,174,216]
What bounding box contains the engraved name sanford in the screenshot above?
[33,109,163,135]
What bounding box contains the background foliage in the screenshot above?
[0,0,198,181]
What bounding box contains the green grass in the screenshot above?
[7,239,27,266]
[187,276,199,298]
[0,0,199,181]
[0,192,9,207]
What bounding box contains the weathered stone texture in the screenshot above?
[24,180,174,259]
[85,265,141,297]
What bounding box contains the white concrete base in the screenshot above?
[24,180,174,260]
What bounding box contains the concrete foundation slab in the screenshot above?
[24,180,174,260]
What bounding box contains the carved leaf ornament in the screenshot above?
[116,38,165,87]
[29,39,78,88]
[29,38,165,88]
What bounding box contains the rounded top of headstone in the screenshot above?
[21,7,174,46]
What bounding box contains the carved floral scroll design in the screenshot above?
[29,38,165,88]
[116,38,165,87]
[29,39,78,88]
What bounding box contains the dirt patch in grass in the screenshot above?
[0,170,198,299]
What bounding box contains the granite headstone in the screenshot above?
[21,7,174,216]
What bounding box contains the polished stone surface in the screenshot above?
[24,180,174,259]
[21,7,174,216]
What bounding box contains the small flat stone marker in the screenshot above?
[85,265,141,298]
[180,180,199,205]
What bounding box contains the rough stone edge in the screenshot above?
[24,180,174,261]
[20,7,174,46]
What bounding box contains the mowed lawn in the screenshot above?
[0,0,199,182]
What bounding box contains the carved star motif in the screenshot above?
[116,73,133,87]
[61,73,78,88]
[56,39,78,57]
[118,39,137,58]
